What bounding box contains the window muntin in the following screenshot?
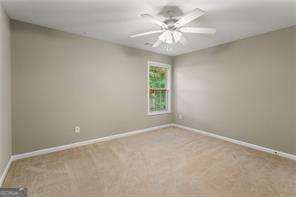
[148,62,171,115]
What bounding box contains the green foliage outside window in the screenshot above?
[149,66,167,88]
[149,66,168,112]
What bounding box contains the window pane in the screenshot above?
[149,66,167,89]
[149,90,167,112]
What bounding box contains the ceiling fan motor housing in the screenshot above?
[164,18,178,30]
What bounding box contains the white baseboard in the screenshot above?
[9,122,296,167]
[12,124,172,161]
[0,157,12,186]
[172,123,296,161]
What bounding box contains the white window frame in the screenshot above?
[147,61,171,116]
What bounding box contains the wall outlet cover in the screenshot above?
[74,126,80,133]
[178,114,183,119]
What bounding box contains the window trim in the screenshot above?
[147,61,171,116]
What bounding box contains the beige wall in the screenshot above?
[0,5,11,179]
[293,26,296,154]
[11,21,172,154]
[11,19,296,156]
[173,26,296,155]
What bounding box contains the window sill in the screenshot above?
[148,111,171,116]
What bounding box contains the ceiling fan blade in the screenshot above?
[130,30,164,38]
[175,8,205,28]
[152,39,162,47]
[141,14,167,28]
[179,36,188,45]
[180,27,216,34]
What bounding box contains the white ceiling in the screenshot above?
[1,0,296,56]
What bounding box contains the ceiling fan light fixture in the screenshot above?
[172,31,182,43]
[159,30,170,43]
[166,32,173,44]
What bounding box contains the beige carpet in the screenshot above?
[3,127,296,197]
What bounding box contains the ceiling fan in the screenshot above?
[130,8,216,47]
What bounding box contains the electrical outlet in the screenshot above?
[74,126,80,133]
[178,114,183,119]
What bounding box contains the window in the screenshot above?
[148,61,171,115]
